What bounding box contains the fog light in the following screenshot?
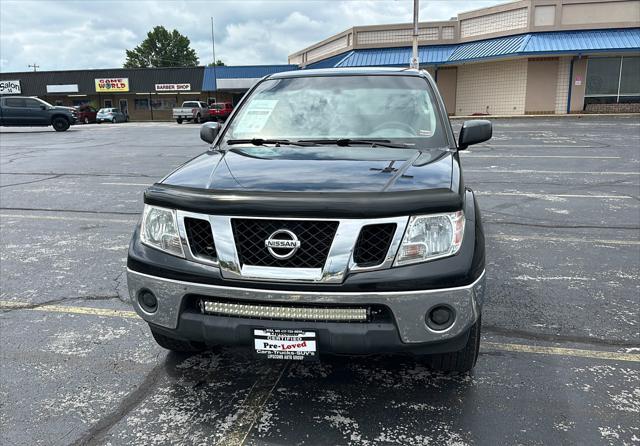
[139,290,157,313]
[426,305,454,330]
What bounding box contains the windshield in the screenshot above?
[36,98,53,108]
[98,108,112,113]
[223,75,446,148]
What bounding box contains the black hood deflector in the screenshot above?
[144,183,463,218]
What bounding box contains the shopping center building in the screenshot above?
[0,65,296,121]
[290,0,640,115]
[0,0,637,119]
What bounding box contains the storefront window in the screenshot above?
[135,98,150,110]
[586,56,640,104]
[620,56,640,95]
[150,98,177,110]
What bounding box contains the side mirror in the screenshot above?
[200,122,221,144]
[458,120,492,150]
[40,105,47,110]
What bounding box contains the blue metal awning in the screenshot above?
[332,28,639,68]
[202,64,298,91]
[522,28,640,54]
[335,44,456,67]
[448,34,527,62]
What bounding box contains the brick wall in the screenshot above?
[585,103,640,113]
[460,7,528,38]
[455,59,528,115]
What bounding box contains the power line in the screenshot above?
[28,62,39,72]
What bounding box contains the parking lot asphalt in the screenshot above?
[1,116,639,446]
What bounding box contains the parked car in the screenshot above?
[0,96,76,131]
[127,68,491,372]
[172,101,208,124]
[76,105,97,124]
[96,108,127,123]
[208,102,233,122]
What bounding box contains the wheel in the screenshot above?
[195,113,201,124]
[150,326,204,352]
[83,116,89,124]
[176,118,183,124]
[52,117,70,132]
[111,118,116,124]
[426,316,481,373]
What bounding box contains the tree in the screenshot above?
[207,60,225,67]
[124,26,199,68]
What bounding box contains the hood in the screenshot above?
[162,146,456,194]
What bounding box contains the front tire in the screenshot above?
[111,118,116,124]
[194,113,201,124]
[52,117,70,132]
[83,116,89,124]
[426,316,481,373]
[176,118,183,124]
[150,326,204,353]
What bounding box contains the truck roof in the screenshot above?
[267,67,428,80]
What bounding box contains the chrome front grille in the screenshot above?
[175,211,408,283]
[231,219,338,268]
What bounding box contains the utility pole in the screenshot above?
[211,16,218,104]
[410,0,419,69]
[28,62,40,72]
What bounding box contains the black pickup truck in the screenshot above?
[127,68,491,372]
[0,96,77,131]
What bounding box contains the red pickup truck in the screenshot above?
[208,102,233,122]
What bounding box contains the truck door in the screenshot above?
[24,98,50,125]
[1,97,29,125]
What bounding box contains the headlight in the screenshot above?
[394,211,464,266]
[140,205,184,257]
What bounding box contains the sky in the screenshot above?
[0,0,507,73]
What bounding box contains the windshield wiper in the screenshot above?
[298,138,409,148]
[226,138,315,147]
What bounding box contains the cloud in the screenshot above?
[0,0,505,72]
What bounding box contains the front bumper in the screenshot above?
[127,268,485,346]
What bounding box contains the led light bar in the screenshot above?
[200,300,368,321]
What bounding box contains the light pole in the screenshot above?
[211,16,218,104]
[410,0,419,69]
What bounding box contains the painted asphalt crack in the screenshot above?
[483,325,640,349]
[0,295,121,314]
[0,174,63,189]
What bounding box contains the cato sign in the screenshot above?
[95,78,129,92]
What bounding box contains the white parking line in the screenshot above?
[0,213,138,223]
[466,169,640,176]
[462,154,620,159]
[101,182,151,187]
[490,234,640,246]
[478,192,633,200]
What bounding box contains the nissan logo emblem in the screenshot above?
[265,229,301,260]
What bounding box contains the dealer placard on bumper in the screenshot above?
[254,329,317,361]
